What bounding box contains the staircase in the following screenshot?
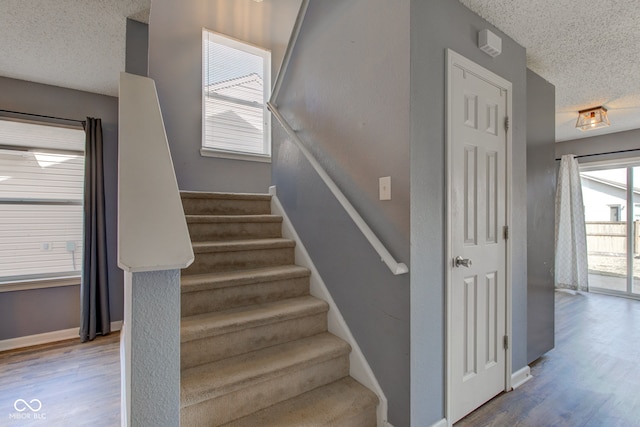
[179,191,379,426]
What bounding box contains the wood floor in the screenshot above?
[0,333,120,426]
[1,292,639,426]
[456,291,640,427]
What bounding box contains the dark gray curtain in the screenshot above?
[80,117,110,342]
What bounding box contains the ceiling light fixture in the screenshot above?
[576,106,610,131]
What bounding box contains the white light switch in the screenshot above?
[379,176,391,200]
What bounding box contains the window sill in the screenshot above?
[0,276,81,293]
[200,148,272,164]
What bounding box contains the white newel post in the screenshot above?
[118,72,194,426]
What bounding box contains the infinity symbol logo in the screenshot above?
[14,399,42,412]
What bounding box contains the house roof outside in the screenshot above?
[205,73,264,104]
[203,73,265,154]
[581,170,640,195]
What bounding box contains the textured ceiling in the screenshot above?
[459,0,640,142]
[2,0,638,141]
[0,0,150,97]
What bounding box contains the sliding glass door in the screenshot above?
[633,166,640,295]
[581,162,640,298]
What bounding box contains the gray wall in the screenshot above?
[0,76,122,340]
[526,69,556,363]
[271,1,411,425]
[410,1,528,424]
[147,0,301,193]
[556,127,640,163]
[126,19,149,77]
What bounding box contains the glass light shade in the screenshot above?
[576,106,610,131]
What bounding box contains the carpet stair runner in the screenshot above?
[180,191,378,426]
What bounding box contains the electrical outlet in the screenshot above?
[41,242,53,251]
[379,176,391,200]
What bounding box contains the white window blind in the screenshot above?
[202,30,271,158]
[0,119,85,282]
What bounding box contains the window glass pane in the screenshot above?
[0,205,82,279]
[205,40,263,85]
[0,120,84,282]
[0,120,84,152]
[203,30,270,156]
[0,151,84,201]
[581,168,628,293]
[633,167,640,294]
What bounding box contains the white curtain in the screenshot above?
[555,154,589,291]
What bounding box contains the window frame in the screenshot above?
[580,159,640,298]
[0,118,85,291]
[201,29,272,162]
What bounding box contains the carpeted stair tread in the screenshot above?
[181,266,311,317]
[220,377,379,427]
[181,332,350,408]
[181,265,310,294]
[186,214,283,241]
[181,296,328,343]
[181,191,272,216]
[184,239,295,275]
[191,238,295,254]
[181,191,272,201]
[186,214,283,224]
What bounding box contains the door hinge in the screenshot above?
[503,225,509,240]
[503,335,509,350]
[504,116,509,131]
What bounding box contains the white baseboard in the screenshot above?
[270,186,390,427]
[0,320,123,352]
[511,365,532,389]
[430,418,447,427]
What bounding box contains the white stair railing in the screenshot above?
[268,1,408,276]
[118,72,193,272]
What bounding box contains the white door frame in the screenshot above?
[445,49,513,425]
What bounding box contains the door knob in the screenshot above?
[454,256,472,268]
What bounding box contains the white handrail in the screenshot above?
[270,0,309,105]
[268,103,408,275]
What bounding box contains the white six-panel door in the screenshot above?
[447,50,511,424]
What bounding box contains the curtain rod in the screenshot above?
[0,109,86,126]
[555,148,640,161]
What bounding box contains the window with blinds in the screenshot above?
[0,119,85,283]
[202,29,271,160]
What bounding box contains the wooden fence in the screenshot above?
[585,221,640,255]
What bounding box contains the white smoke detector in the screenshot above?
[478,29,502,58]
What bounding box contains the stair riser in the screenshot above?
[181,355,349,427]
[183,247,295,275]
[337,408,378,427]
[219,377,379,427]
[187,222,282,242]
[182,277,309,317]
[182,198,271,216]
[181,313,327,369]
